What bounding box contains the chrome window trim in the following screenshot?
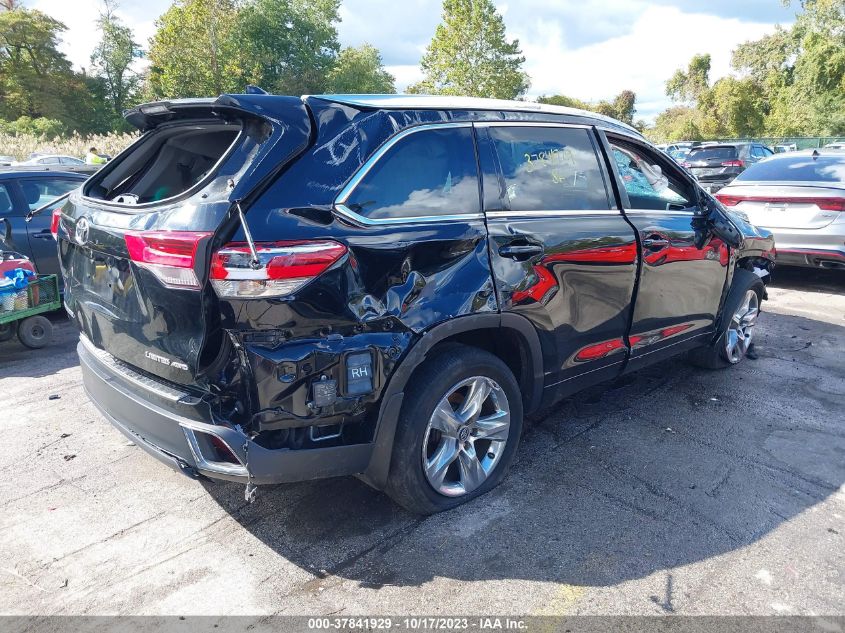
[333,122,482,227]
[475,121,593,130]
[624,208,695,216]
[485,209,622,219]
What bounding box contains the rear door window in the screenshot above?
[343,126,480,220]
[19,177,81,211]
[486,126,610,211]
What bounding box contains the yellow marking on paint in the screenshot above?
[532,583,585,616]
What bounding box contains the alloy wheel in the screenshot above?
[725,289,759,364]
[421,376,511,497]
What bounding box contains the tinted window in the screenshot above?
[488,126,610,211]
[37,156,61,165]
[735,154,845,183]
[687,147,738,161]
[0,184,13,216]
[19,178,80,211]
[61,157,84,165]
[611,143,692,210]
[345,127,479,220]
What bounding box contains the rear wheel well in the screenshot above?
[426,328,532,410]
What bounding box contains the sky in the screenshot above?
[23,0,796,122]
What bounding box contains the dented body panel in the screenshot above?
[63,93,774,492]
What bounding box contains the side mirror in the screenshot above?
[692,195,742,249]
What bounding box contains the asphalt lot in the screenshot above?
[0,267,843,616]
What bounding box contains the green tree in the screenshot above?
[146,0,242,98]
[91,0,142,125]
[0,8,73,121]
[649,106,703,142]
[326,44,395,94]
[731,0,845,136]
[699,77,765,138]
[666,53,712,104]
[539,90,636,124]
[0,115,65,137]
[409,0,529,99]
[235,0,341,95]
[537,94,591,109]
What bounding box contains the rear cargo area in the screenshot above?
[85,124,241,204]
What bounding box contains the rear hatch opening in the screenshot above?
[83,122,242,205]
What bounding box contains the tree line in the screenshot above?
[0,0,842,141]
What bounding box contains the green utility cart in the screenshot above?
[0,274,61,348]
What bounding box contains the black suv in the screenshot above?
[59,94,774,514]
[682,142,774,194]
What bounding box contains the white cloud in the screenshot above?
[25,0,159,72]
[21,0,786,122]
[514,5,781,121]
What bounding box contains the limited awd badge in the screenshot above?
[144,350,189,371]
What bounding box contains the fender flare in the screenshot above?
[710,267,765,345]
[360,312,544,490]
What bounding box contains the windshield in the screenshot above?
[735,154,845,182]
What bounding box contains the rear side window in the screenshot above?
[344,127,479,220]
[19,178,80,211]
[687,147,738,161]
[736,154,845,182]
[487,126,610,211]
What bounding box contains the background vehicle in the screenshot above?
[11,154,100,174]
[824,141,845,149]
[716,149,845,269]
[682,142,774,193]
[0,156,14,166]
[774,143,798,153]
[58,94,774,514]
[0,170,87,276]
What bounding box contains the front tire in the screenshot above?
[386,345,523,515]
[689,269,764,369]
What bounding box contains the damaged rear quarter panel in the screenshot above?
[215,103,497,431]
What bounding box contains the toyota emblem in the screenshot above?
[75,217,90,245]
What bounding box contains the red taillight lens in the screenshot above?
[210,240,347,298]
[124,231,212,289]
[714,194,845,212]
[50,209,62,239]
[714,194,742,207]
[721,159,744,167]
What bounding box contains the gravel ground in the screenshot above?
[0,266,842,617]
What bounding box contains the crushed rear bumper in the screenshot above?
[78,338,373,485]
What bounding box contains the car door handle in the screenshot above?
[499,243,544,260]
[32,230,54,239]
[642,235,670,251]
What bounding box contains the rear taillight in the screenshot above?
[715,194,845,212]
[721,159,744,167]
[124,230,212,289]
[714,194,742,206]
[50,209,62,239]
[210,240,347,298]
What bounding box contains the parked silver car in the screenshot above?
[715,149,845,270]
[10,154,99,175]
